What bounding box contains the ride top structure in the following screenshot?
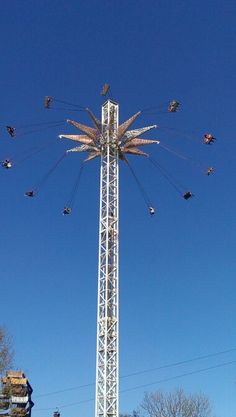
[1,89,215,417]
[59,99,159,417]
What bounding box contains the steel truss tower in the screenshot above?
[96,100,119,417]
[60,100,158,417]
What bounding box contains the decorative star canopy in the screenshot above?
[59,108,159,161]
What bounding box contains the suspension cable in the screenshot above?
[31,153,67,193]
[16,122,66,137]
[17,120,66,129]
[148,157,184,196]
[142,110,169,115]
[159,142,204,171]
[158,125,200,141]
[108,87,114,100]
[158,140,211,175]
[66,163,85,208]
[3,121,66,138]
[53,98,86,110]
[159,143,190,161]
[125,158,153,208]
[141,101,169,113]
[49,107,85,113]
[16,140,58,166]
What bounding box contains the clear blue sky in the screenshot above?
[0,1,236,417]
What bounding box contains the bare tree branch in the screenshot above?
[0,326,14,375]
[140,388,212,417]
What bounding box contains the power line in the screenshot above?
[34,397,95,411]
[34,347,236,398]
[33,358,236,411]
[121,347,236,379]
[121,359,236,393]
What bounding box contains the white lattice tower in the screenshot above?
[96,100,119,417]
[59,99,158,417]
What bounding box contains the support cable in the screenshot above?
[148,157,185,196]
[28,153,66,194]
[142,110,169,115]
[158,125,200,141]
[159,142,205,172]
[141,102,169,113]
[160,142,190,160]
[0,119,66,130]
[108,87,114,100]
[66,162,85,208]
[53,98,85,110]
[2,121,66,138]
[49,107,85,113]
[2,140,58,170]
[125,158,153,209]
[16,140,58,166]
[16,122,66,137]
[17,120,66,129]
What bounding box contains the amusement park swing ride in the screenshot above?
[0,85,216,417]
